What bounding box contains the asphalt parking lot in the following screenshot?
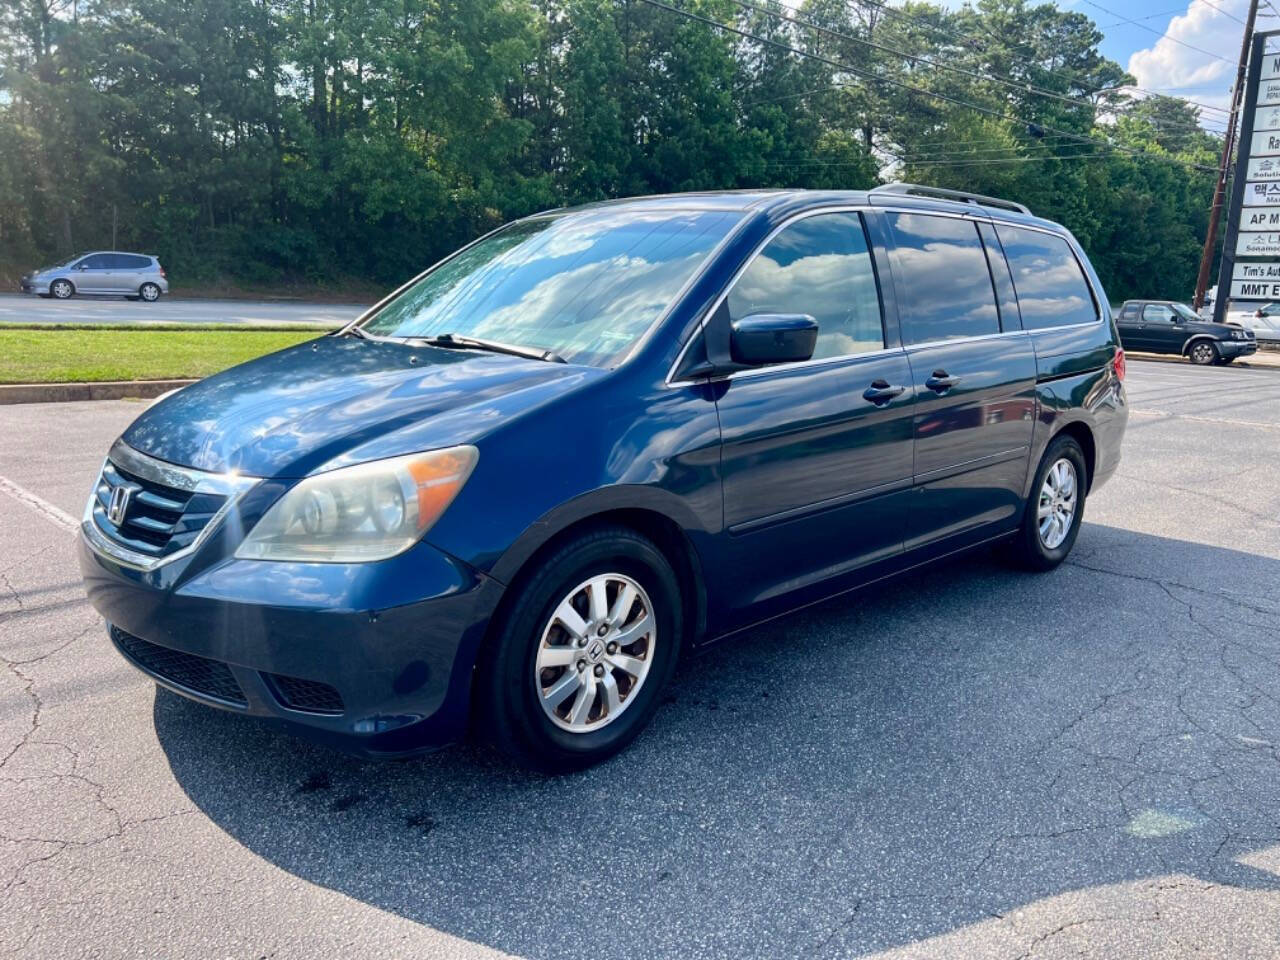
[0,292,363,327]
[1,360,1279,959]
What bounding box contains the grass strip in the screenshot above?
[0,328,320,383]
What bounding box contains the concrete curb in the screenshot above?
[0,379,196,405]
[1127,350,1280,370]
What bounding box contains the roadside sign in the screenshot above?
[1236,232,1280,256]
[1261,79,1280,106]
[1246,156,1280,180]
[1214,33,1280,323]
[1232,261,1280,281]
[1249,128,1280,157]
[1255,104,1280,131]
[1230,278,1280,299]
[1244,181,1280,205]
[1261,50,1280,82]
[1240,208,1280,229]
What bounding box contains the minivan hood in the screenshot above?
[122,337,601,477]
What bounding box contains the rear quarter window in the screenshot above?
[995,225,1098,330]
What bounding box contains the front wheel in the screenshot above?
[1188,341,1218,365]
[138,282,161,302]
[476,526,682,772]
[50,279,74,300]
[1008,435,1087,572]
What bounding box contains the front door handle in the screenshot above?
[862,379,906,405]
[925,370,961,393]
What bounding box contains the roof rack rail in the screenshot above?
[869,182,1031,216]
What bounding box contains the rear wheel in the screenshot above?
[50,278,74,300]
[1189,340,1217,365]
[1008,435,1087,572]
[477,526,682,772]
[139,282,161,302]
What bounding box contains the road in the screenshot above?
[1,360,1279,959]
[0,292,366,327]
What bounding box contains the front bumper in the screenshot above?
[80,530,505,756]
[19,278,48,295]
[1220,339,1258,358]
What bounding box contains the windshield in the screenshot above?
[1172,303,1199,321]
[360,208,742,367]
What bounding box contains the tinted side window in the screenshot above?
[1143,304,1176,323]
[1118,303,1139,320]
[727,212,884,360]
[81,254,111,269]
[885,213,1000,343]
[995,225,1098,330]
[116,254,150,269]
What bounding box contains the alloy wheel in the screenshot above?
[535,572,655,733]
[1037,458,1077,550]
[51,280,72,299]
[1191,342,1214,365]
[140,283,160,302]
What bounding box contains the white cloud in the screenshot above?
[1126,0,1246,117]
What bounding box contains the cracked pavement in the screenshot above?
[1,359,1278,958]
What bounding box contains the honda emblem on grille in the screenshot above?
[107,483,139,526]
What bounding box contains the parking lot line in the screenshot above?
[0,474,79,532]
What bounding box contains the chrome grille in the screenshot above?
[82,440,259,571]
[92,459,227,559]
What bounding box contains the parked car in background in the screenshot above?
[1226,302,1280,342]
[80,184,1127,772]
[1116,300,1256,365]
[20,252,168,302]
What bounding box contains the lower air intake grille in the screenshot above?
[267,673,345,714]
[110,626,246,707]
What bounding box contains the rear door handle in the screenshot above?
[862,379,906,405]
[925,370,961,393]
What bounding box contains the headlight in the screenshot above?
[1232,329,1245,340]
[235,446,478,562]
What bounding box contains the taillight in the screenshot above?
[1113,347,1125,383]
[158,262,166,278]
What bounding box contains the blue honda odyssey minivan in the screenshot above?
[80,185,1127,771]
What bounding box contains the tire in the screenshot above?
[1188,340,1218,365]
[50,278,74,300]
[476,526,683,772]
[139,282,161,302]
[1008,435,1088,572]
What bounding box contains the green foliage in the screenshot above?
[0,0,1223,301]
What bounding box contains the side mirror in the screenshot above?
[77,263,89,270]
[730,313,819,366]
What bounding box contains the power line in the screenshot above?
[730,0,1225,139]
[847,0,1234,117]
[1194,0,1249,26]
[637,0,1220,171]
[1080,1,1234,63]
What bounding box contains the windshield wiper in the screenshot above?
[339,325,376,340]
[410,333,566,364]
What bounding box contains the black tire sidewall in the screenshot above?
[1019,436,1087,570]
[52,280,73,299]
[482,528,682,772]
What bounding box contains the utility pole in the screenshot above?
[1194,0,1260,312]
